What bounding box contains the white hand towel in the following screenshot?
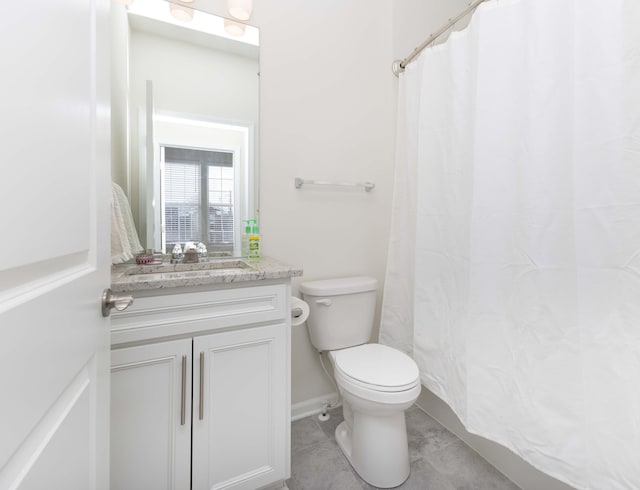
[111,183,144,264]
[111,194,132,264]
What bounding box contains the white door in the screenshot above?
[0,1,111,489]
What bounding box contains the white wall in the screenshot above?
[392,0,469,60]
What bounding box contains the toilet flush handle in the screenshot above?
[315,298,332,307]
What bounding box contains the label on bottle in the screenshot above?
[248,235,260,258]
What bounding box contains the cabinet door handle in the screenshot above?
[199,351,204,421]
[180,355,187,426]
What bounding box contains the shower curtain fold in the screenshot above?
[380,1,640,488]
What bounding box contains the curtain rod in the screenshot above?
[392,0,490,76]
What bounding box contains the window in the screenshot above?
[162,146,235,254]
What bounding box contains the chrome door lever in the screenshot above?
[101,288,133,317]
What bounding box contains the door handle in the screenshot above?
[180,355,187,426]
[101,288,133,317]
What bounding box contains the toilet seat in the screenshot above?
[330,344,420,394]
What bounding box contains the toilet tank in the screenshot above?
[300,276,378,352]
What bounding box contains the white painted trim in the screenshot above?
[290,392,341,422]
[415,387,575,490]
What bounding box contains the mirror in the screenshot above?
[113,0,259,257]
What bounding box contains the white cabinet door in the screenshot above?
[111,339,192,490]
[192,325,288,490]
[0,1,110,489]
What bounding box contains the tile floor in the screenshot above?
[288,405,521,490]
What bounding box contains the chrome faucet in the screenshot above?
[170,243,207,263]
[183,248,199,263]
[171,243,183,263]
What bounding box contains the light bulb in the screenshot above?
[169,4,194,22]
[227,0,252,21]
[224,18,246,36]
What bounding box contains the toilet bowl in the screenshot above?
[300,277,421,488]
[329,343,420,488]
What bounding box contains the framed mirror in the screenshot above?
[113,0,259,257]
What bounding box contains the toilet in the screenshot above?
[300,276,420,488]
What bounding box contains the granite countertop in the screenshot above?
[111,256,302,293]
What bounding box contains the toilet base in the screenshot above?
[334,410,411,488]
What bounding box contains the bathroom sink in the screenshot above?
[126,259,255,276]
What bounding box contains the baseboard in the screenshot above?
[258,479,288,490]
[415,387,576,490]
[291,392,341,421]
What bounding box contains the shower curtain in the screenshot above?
[380,0,640,488]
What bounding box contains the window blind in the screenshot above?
[163,146,234,250]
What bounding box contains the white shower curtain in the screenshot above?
[380,1,640,488]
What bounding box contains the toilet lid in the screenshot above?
[331,344,419,391]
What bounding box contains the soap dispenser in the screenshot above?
[248,220,261,259]
[241,220,251,257]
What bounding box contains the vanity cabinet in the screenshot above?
[110,282,291,490]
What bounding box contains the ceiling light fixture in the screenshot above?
[227,0,252,21]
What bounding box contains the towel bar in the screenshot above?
[294,178,375,192]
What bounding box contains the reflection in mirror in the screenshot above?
[113,0,259,257]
